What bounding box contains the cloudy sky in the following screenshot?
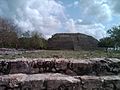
[0,0,120,39]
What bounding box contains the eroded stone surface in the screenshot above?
[0,73,80,90]
[0,58,120,76]
[75,75,120,90]
[0,73,120,90]
[0,58,120,90]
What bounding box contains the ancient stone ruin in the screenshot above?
[0,58,120,90]
[48,33,98,50]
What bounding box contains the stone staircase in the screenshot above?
[0,58,120,90]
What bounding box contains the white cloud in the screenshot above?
[65,19,106,39]
[110,0,120,14]
[76,23,106,39]
[66,19,76,32]
[67,1,79,8]
[74,1,79,6]
[0,0,113,39]
[0,0,65,38]
[79,0,112,23]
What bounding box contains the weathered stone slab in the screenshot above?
[0,73,80,90]
[0,58,120,76]
[75,75,120,90]
[0,73,120,90]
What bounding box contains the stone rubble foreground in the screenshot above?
[0,58,120,90]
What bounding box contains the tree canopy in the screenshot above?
[0,17,47,49]
[99,25,120,49]
[98,37,115,48]
[0,17,19,48]
[107,26,120,46]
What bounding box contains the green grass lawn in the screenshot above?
[1,50,120,59]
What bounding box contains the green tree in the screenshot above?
[98,37,115,49]
[0,17,19,48]
[107,26,120,47]
[18,37,31,49]
[18,31,47,49]
[30,31,47,49]
[22,30,31,38]
[0,17,47,49]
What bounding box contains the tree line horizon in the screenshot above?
[0,17,119,50]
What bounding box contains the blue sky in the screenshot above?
[60,0,81,19]
[0,0,120,39]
